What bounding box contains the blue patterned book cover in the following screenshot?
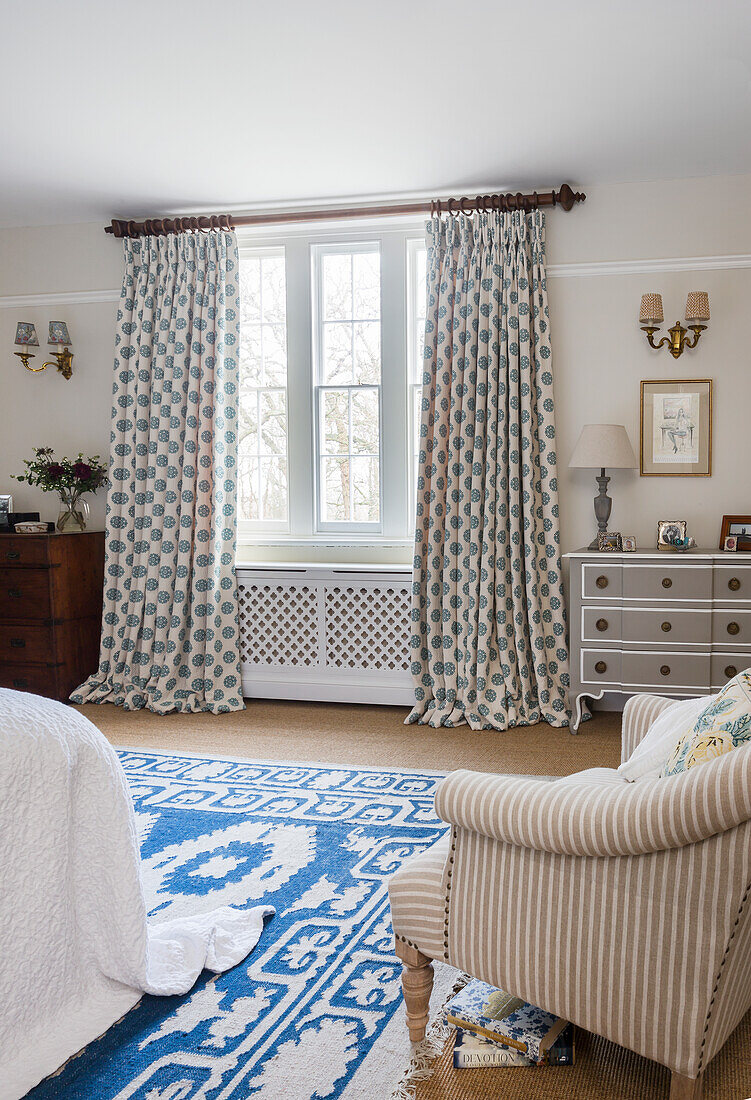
[453,1023,575,1068]
[446,980,567,1060]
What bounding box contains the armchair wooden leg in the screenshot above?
[669,1070,704,1100]
[394,938,434,1042]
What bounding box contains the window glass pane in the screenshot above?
[351,456,380,523]
[351,388,379,454]
[323,321,353,384]
[259,457,287,522]
[322,389,350,455]
[353,251,380,318]
[323,457,350,521]
[239,250,288,523]
[322,253,352,321]
[413,244,427,383]
[352,321,380,384]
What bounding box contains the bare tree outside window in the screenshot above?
[238,250,288,523]
[317,246,381,525]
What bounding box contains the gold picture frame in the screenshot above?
[640,379,712,477]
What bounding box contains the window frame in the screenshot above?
[237,218,426,554]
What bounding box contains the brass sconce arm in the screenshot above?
[641,321,707,360]
[13,347,73,379]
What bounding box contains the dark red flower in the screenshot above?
[73,461,92,480]
[47,463,64,480]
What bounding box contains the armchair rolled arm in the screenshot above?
[435,748,751,858]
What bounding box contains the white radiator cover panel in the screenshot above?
[236,566,414,704]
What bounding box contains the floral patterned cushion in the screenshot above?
[662,670,751,776]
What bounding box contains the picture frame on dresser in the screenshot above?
[719,515,751,552]
[640,379,712,477]
[564,548,751,731]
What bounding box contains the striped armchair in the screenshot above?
[388,695,751,1100]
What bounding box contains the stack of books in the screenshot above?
[445,980,574,1069]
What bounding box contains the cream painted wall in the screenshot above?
[0,173,749,548]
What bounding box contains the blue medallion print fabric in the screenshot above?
[410,210,569,730]
[28,754,448,1099]
[71,231,244,713]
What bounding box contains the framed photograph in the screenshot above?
[598,532,623,552]
[640,379,712,476]
[657,519,688,550]
[720,515,751,552]
[724,536,738,552]
[622,535,637,552]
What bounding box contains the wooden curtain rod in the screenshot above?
[104,183,585,238]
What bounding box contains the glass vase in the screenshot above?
[56,491,90,533]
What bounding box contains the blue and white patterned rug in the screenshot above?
[29,752,453,1100]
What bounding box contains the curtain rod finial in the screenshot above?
[555,184,586,211]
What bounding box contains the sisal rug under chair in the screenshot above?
[408,1009,751,1100]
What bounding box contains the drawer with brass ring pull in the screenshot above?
[714,567,751,599]
[582,650,621,684]
[710,654,751,688]
[582,564,622,599]
[582,608,621,641]
[0,622,56,663]
[712,611,751,644]
[622,608,711,645]
[622,651,709,689]
[623,566,712,601]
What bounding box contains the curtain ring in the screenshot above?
[447,197,458,216]
[460,196,472,216]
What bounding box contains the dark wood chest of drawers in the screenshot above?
[0,531,105,702]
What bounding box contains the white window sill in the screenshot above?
[236,536,413,568]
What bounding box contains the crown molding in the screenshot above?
[0,288,119,310]
[547,253,751,278]
[0,253,749,310]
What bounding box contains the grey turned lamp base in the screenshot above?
[588,467,612,549]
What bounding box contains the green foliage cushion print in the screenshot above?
[71,231,244,713]
[409,211,569,730]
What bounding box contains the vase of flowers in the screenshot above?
[13,447,108,533]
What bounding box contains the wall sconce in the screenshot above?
[639,292,709,359]
[14,321,74,380]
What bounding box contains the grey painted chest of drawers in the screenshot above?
[565,549,751,731]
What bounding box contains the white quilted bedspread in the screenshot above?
[0,689,274,1100]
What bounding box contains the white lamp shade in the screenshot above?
[569,424,637,469]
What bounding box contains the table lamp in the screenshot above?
[569,424,637,549]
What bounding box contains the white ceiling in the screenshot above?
[2,0,750,228]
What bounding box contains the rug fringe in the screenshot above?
[390,973,469,1100]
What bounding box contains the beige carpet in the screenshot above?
[415,1016,751,1100]
[75,699,623,774]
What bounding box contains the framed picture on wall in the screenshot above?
[640,379,712,477]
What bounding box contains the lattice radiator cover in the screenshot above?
[236,566,414,705]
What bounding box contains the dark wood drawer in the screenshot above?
[622,651,710,691]
[623,565,712,601]
[0,568,52,619]
[0,623,56,663]
[0,662,61,695]
[0,535,51,567]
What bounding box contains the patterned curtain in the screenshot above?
[409,210,569,730]
[72,231,244,713]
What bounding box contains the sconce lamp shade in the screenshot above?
[15,322,39,346]
[685,291,710,322]
[48,321,71,346]
[639,293,664,325]
[569,424,637,470]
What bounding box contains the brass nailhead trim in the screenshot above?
[443,825,457,961]
[697,880,751,1071]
